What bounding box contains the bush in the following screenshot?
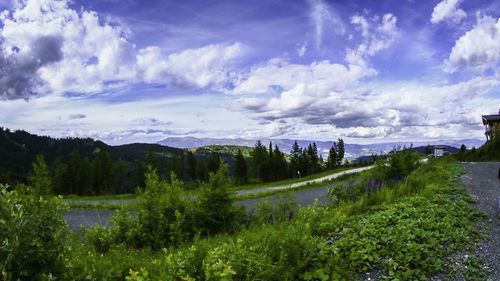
[85,168,195,251]
[0,184,69,280]
[194,164,244,236]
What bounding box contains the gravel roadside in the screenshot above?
[459,162,500,281]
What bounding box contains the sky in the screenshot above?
[0,0,499,145]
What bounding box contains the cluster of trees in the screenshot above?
[52,150,124,195]
[232,139,346,185]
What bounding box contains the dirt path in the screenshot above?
[459,162,500,280]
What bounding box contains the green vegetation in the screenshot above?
[1,149,490,280]
[0,185,69,280]
[1,128,348,197]
[455,136,500,161]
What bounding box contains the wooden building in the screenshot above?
[482,110,500,141]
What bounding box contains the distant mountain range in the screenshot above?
[158,137,485,160]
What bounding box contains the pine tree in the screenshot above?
[251,140,268,182]
[326,143,337,170]
[273,145,288,180]
[115,158,128,193]
[78,156,93,195]
[134,160,146,189]
[186,151,197,181]
[196,159,206,182]
[28,155,52,195]
[460,144,466,153]
[234,149,247,185]
[336,138,345,167]
[290,141,301,178]
[268,141,275,181]
[207,152,221,174]
[92,151,115,195]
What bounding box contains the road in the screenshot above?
[63,166,374,231]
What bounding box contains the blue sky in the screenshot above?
[0,0,499,144]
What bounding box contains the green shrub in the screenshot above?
[0,184,69,280]
[85,168,195,251]
[194,164,244,236]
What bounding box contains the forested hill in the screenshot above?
[0,127,266,194]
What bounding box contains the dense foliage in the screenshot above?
[84,164,243,252]
[327,148,422,204]
[454,136,500,161]
[0,185,69,280]
[1,152,488,280]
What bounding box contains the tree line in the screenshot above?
[234,138,345,185]
[10,136,346,196]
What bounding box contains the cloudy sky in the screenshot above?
[0,0,499,145]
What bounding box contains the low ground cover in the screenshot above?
[1,155,487,280]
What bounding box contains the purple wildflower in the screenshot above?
[289,211,294,221]
[269,213,274,225]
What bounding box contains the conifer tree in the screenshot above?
[196,159,206,182]
[187,151,197,181]
[234,149,247,185]
[28,155,52,195]
[326,143,337,170]
[290,141,301,178]
[336,138,345,167]
[251,140,268,182]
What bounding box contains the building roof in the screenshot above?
[482,114,500,125]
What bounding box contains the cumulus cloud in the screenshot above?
[309,0,345,49]
[233,61,499,140]
[445,15,500,73]
[136,43,242,89]
[0,0,243,98]
[430,0,467,24]
[229,12,398,136]
[0,35,63,100]
[0,0,137,96]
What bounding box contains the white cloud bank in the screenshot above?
[431,0,467,24]
[0,0,243,99]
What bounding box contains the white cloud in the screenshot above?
[232,62,499,141]
[445,15,500,73]
[1,0,137,95]
[350,13,398,56]
[431,0,467,24]
[136,43,242,89]
[232,58,375,96]
[309,0,345,49]
[0,0,243,98]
